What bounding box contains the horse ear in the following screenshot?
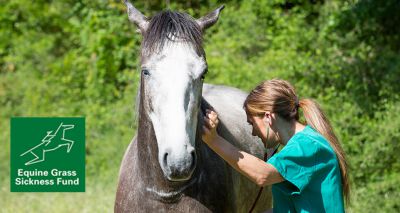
[124,0,149,34]
[196,5,225,31]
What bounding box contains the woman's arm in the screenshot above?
[202,110,284,187]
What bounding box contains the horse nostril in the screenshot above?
[163,152,169,167]
[190,151,197,170]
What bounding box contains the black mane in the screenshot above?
[142,10,204,56]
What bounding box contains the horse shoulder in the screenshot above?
[115,136,141,212]
[202,83,273,212]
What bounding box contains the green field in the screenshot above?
[1,0,399,212]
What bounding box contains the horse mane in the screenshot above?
[141,10,205,56]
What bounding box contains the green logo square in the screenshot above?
[10,117,85,192]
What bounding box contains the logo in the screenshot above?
[10,117,85,192]
[20,123,75,166]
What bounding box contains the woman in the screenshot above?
[202,79,349,212]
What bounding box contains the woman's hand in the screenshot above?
[202,109,220,144]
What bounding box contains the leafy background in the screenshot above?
[1,0,399,212]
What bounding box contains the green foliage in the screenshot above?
[0,0,399,212]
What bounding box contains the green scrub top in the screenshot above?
[267,125,345,213]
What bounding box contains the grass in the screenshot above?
[0,127,134,213]
[0,76,137,212]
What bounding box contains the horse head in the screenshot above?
[124,1,224,182]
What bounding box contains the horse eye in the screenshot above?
[142,69,150,76]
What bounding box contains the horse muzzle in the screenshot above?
[160,146,197,181]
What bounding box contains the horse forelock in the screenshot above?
[141,10,205,58]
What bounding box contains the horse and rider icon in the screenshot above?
[20,123,75,166]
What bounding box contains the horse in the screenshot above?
[115,1,273,212]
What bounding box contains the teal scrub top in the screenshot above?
[267,125,345,213]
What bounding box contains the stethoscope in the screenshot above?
[263,121,280,160]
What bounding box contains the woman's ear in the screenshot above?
[264,112,271,125]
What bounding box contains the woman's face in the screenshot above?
[247,114,279,148]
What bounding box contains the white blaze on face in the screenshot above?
[143,41,206,180]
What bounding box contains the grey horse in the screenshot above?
[115,1,273,212]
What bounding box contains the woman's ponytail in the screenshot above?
[299,98,350,204]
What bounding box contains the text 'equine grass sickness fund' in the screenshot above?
[10,117,85,192]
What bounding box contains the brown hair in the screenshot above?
[244,79,350,204]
